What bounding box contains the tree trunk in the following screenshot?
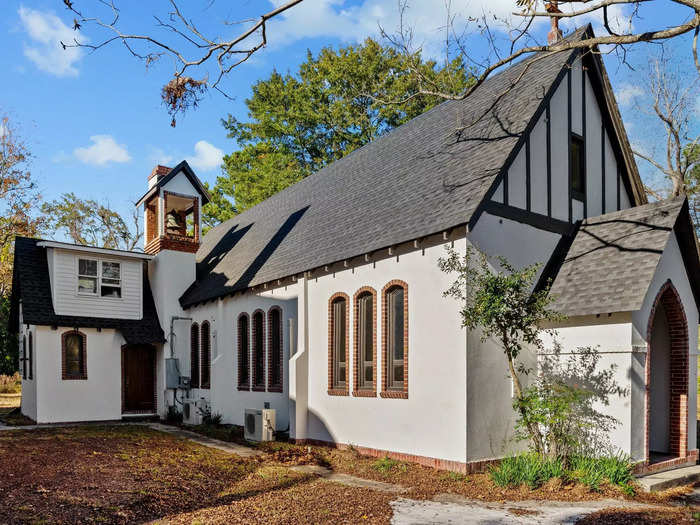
[504,335,545,455]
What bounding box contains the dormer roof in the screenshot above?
[135,160,211,208]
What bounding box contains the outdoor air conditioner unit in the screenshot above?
[183,398,208,426]
[244,408,275,442]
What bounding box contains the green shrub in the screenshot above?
[489,452,634,492]
[568,453,634,492]
[165,405,183,425]
[489,453,564,489]
[0,372,21,394]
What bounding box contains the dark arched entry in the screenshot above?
[646,281,689,463]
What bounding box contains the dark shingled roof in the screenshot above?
[546,197,700,317]
[180,29,592,308]
[10,237,165,344]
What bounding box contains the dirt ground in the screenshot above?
[0,425,698,524]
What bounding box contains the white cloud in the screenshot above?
[267,0,633,59]
[18,6,86,77]
[74,135,131,166]
[268,0,524,58]
[186,140,224,171]
[616,84,644,107]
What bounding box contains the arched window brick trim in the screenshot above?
[200,321,211,389]
[328,292,350,396]
[252,309,266,392]
[61,330,87,380]
[190,323,200,388]
[237,313,251,391]
[267,306,283,393]
[645,279,689,462]
[28,332,33,381]
[381,280,409,399]
[353,287,377,397]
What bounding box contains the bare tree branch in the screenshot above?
[61,0,304,125]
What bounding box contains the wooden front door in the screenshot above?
[122,345,155,413]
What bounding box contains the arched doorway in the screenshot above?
[646,281,689,464]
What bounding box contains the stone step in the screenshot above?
[637,465,700,492]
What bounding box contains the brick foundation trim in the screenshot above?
[353,287,377,397]
[328,292,350,396]
[290,438,499,474]
[633,449,699,475]
[267,306,283,393]
[381,280,408,399]
[645,280,689,464]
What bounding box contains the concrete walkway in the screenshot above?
[147,423,262,458]
[637,464,700,492]
[392,495,655,525]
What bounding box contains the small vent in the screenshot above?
[245,412,256,435]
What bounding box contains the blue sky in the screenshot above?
[1,0,698,238]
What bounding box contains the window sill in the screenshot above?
[353,390,376,397]
[251,386,266,392]
[237,385,250,391]
[62,376,88,381]
[327,389,349,396]
[268,386,283,393]
[380,391,408,399]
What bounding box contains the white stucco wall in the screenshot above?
[180,289,297,432]
[633,233,699,454]
[19,304,38,422]
[296,233,467,463]
[32,326,124,423]
[539,317,638,458]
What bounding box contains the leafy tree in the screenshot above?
[205,38,472,224]
[41,193,142,251]
[0,116,43,373]
[439,247,562,455]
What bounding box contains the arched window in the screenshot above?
[200,321,211,389]
[382,281,408,398]
[62,330,87,380]
[238,313,250,390]
[28,332,33,381]
[252,310,265,391]
[190,323,200,388]
[354,288,377,396]
[21,335,26,380]
[328,293,349,395]
[268,307,283,392]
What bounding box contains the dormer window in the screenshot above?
[77,258,122,298]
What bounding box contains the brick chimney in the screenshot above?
[546,1,563,45]
[148,165,171,188]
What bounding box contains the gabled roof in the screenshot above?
[178,26,641,308]
[135,160,211,207]
[9,237,165,345]
[544,197,700,317]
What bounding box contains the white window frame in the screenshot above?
[76,258,122,299]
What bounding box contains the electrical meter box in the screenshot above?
[165,358,181,389]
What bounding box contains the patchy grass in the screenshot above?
[0,425,393,524]
[2,424,695,524]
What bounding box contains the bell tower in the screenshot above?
[137,161,211,255]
